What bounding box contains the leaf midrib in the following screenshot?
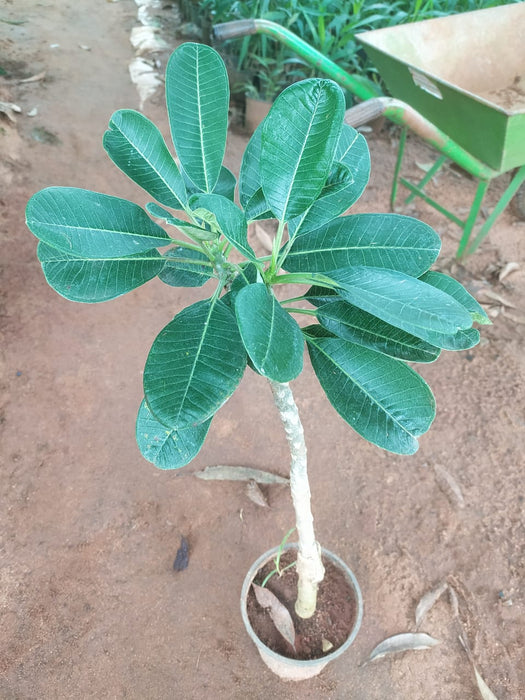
[109,118,182,204]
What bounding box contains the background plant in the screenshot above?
[26,43,488,618]
[179,0,520,99]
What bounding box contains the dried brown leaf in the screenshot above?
[246,479,269,507]
[415,581,449,629]
[477,288,516,309]
[18,71,46,83]
[368,633,441,662]
[498,262,519,282]
[195,465,288,484]
[474,667,499,700]
[432,464,465,508]
[252,584,296,649]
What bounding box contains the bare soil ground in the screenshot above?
[1,2,524,698]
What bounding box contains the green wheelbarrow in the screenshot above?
[213,3,525,259]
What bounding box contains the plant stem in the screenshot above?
[268,379,325,619]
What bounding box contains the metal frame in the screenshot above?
[392,127,525,257]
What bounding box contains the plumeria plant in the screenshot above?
[26,43,488,620]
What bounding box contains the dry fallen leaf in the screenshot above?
[0,101,21,123]
[195,465,288,484]
[252,584,296,649]
[432,464,465,509]
[415,581,449,629]
[498,261,519,282]
[322,638,334,652]
[246,479,269,507]
[474,666,499,700]
[368,632,441,662]
[18,71,46,84]
[477,288,516,309]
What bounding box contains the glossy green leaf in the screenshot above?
[261,79,345,220]
[189,193,257,262]
[166,43,229,192]
[146,202,218,242]
[284,214,440,277]
[221,263,260,310]
[103,109,186,209]
[307,335,435,454]
[304,285,338,307]
[239,122,263,209]
[317,300,440,363]
[182,165,236,201]
[136,399,211,469]
[37,242,163,302]
[328,266,473,343]
[290,125,370,236]
[244,188,274,222]
[235,283,304,382]
[143,298,246,429]
[420,271,491,325]
[26,187,170,257]
[158,247,214,287]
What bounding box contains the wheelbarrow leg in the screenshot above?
[461,164,525,257]
[405,155,448,205]
[390,127,407,211]
[456,179,490,259]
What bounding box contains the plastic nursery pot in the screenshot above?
[241,543,363,682]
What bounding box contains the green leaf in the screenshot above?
[146,203,218,241]
[307,335,435,454]
[189,193,257,262]
[304,285,338,307]
[212,166,236,202]
[37,242,163,303]
[103,109,186,209]
[327,266,473,343]
[239,123,263,209]
[26,187,170,257]
[284,214,440,277]
[261,79,345,220]
[166,43,229,192]
[235,283,304,382]
[290,124,370,235]
[420,271,491,325]
[244,188,274,222]
[317,300,440,363]
[221,263,260,310]
[158,247,214,287]
[136,399,211,469]
[143,298,246,429]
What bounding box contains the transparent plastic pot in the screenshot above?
[240,543,363,681]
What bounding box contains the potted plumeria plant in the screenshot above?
[26,43,488,680]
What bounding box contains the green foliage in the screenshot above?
[185,0,519,100]
[26,43,489,467]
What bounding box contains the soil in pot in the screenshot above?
[246,551,358,661]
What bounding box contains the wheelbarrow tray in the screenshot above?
[357,3,525,173]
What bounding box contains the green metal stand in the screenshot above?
[392,129,525,258]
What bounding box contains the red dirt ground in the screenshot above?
[1,2,524,698]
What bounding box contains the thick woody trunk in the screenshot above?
[268,380,325,619]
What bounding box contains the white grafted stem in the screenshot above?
[268,380,325,618]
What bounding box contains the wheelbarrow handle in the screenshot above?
[346,97,496,181]
[213,20,257,41]
[213,18,381,102]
